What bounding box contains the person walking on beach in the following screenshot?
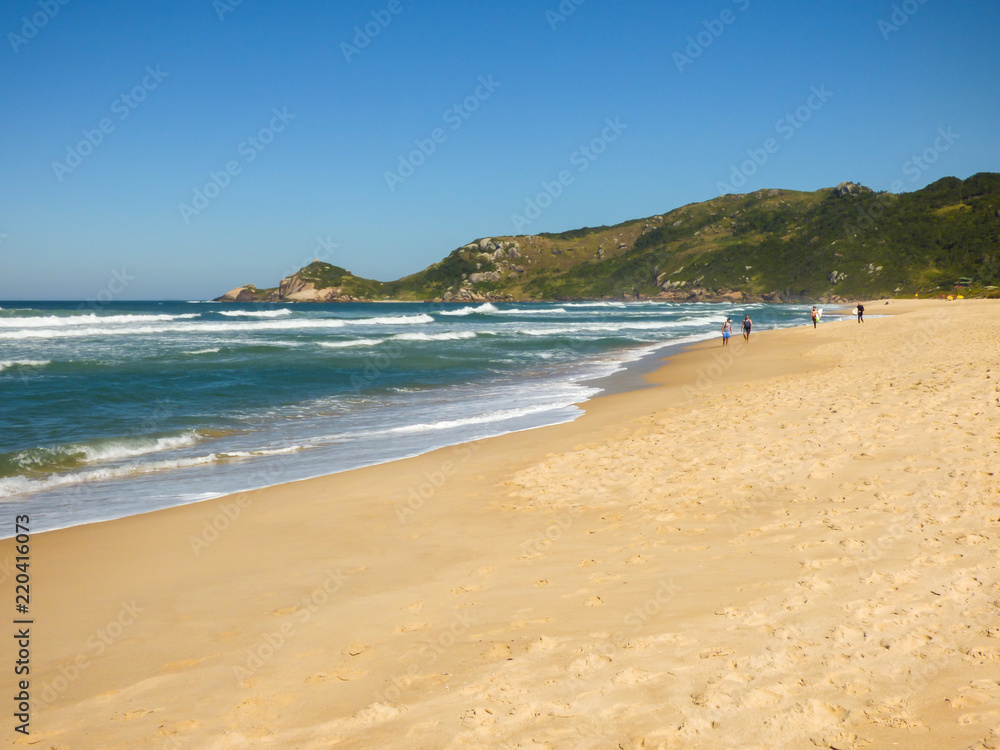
[742,314,752,342]
[857,303,865,323]
[810,307,819,328]
[721,317,733,346]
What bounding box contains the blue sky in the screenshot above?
[1,0,998,300]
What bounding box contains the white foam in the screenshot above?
[11,432,205,470]
[319,338,384,348]
[218,445,304,458]
[352,314,435,325]
[78,433,203,463]
[218,309,293,318]
[391,331,477,342]
[495,307,568,315]
[0,313,198,328]
[0,455,219,498]
[377,402,581,436]
[0,319,343,340]
[0,313,435,340]
[438,303,499,316]
[0,443,305,499]
[0,359,51,372]
[181,348,221,355]
[514,317,728,336]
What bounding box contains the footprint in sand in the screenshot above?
[352,702,404,726]
[306,667,368,683]
[963,647,1000,663]
[946,691,993,709]
[527,636,559,653]
[815,730,870,750]
[393,622,429,634]
[481,643,511,661]
[612,668,651,685]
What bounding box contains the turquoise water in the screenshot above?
[0,300,817,533]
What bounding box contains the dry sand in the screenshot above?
[3,299,999,750]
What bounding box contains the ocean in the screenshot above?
[0,300,817,534]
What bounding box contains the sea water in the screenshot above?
[0,300,816,533]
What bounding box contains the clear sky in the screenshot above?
[1,0,998,300]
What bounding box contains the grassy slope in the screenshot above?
[243,173,1000,301]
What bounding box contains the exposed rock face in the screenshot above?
[834,181,873,198]
[218,286,257,302]
[828,270,848,284]
[468,271,501,283]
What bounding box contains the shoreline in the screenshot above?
[0,301,795,537]
[5,299,999,749]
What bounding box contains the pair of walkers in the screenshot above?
[721,315,752,346]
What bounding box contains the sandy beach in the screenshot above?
[3,299,999,750]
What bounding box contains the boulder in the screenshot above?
[218,286,256,302]
[834,181,873,198]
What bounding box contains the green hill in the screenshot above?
[217,173,1000,303]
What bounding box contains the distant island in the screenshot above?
[216,173,1000,304]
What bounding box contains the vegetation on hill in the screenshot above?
[218,173,1000,302]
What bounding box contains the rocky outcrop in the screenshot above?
[834,181,873,198]
[217,286,258,302]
